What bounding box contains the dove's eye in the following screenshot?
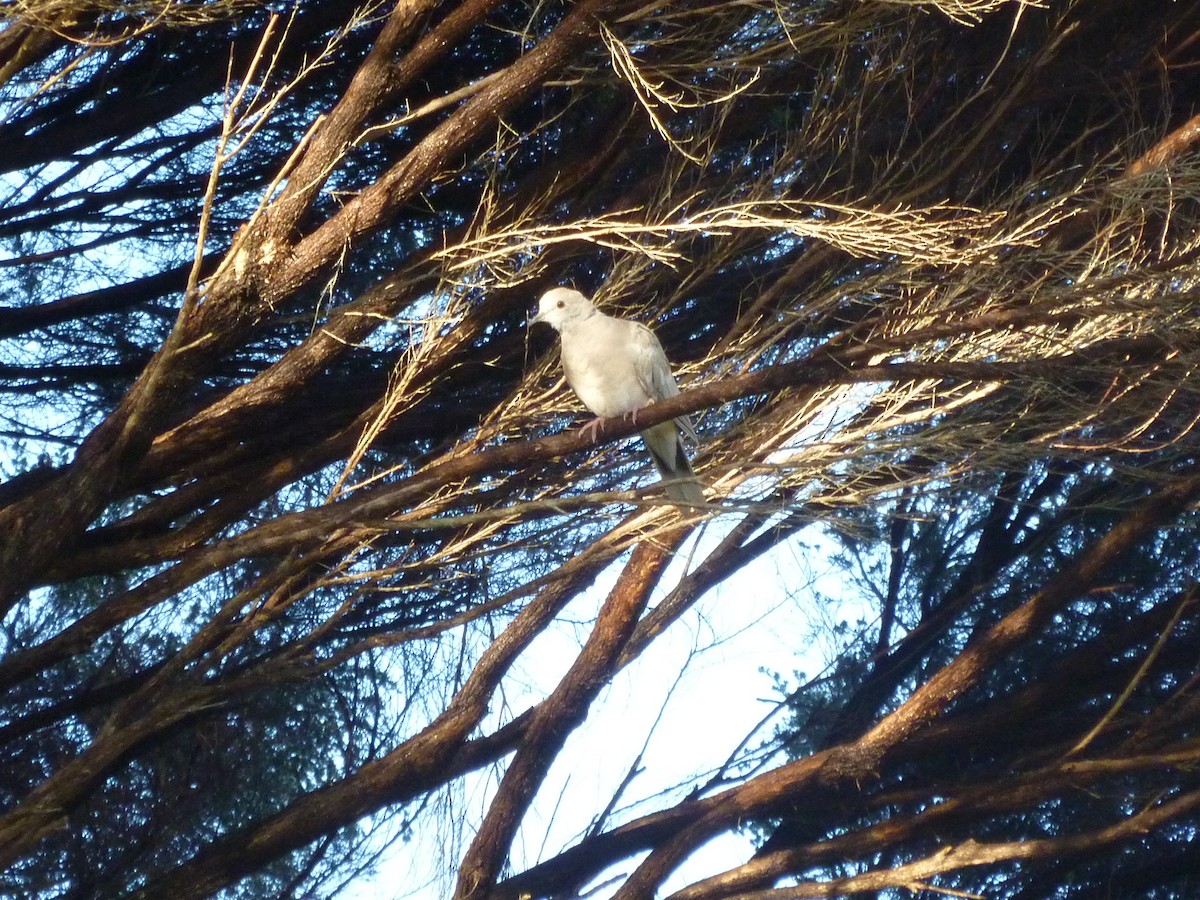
[556,300,565,308]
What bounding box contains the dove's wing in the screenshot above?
[628,321,698,445]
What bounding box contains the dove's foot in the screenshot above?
[579,417,605,443]
[628,399,655,427]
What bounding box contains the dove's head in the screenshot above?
[528,287,595,331]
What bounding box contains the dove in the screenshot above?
[529,287,704,505]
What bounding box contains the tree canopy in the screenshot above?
[4,0,1200,897]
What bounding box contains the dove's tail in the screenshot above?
[643,422,705,506]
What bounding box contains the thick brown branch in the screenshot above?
[1123,111,1200,178]
[455,535,684,899]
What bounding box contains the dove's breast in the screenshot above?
[559,316,653,419]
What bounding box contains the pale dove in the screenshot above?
[530,287,704,505]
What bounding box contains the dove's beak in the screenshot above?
[527,305,543,326]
